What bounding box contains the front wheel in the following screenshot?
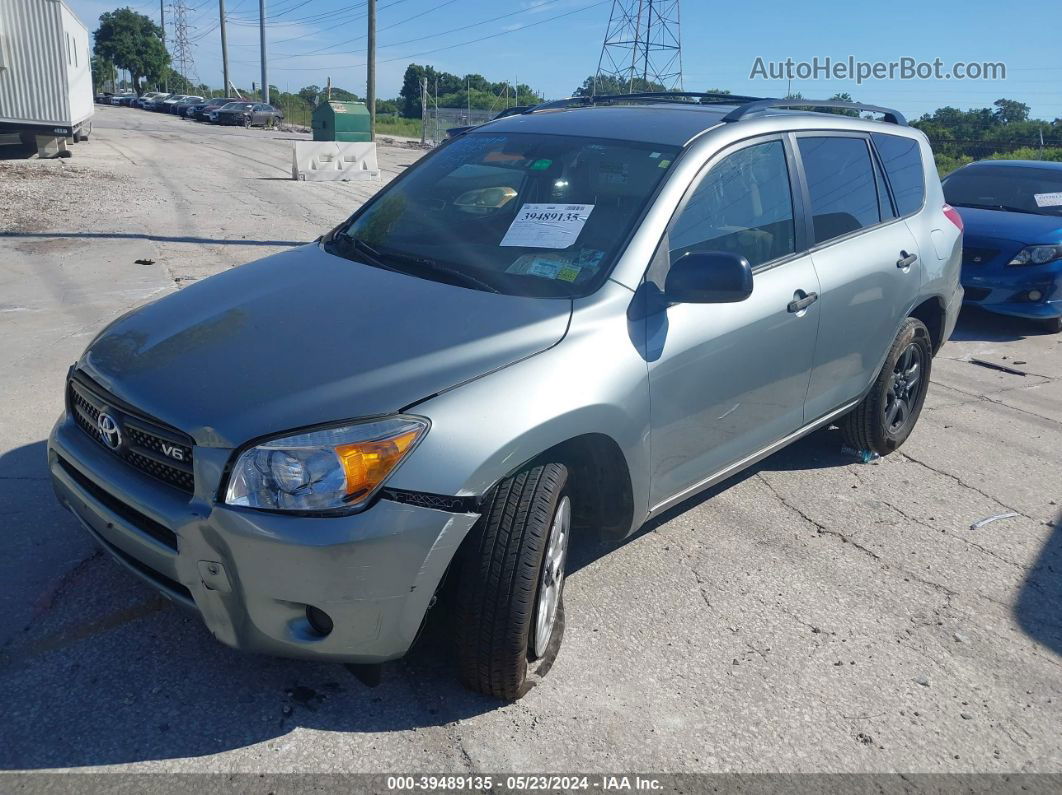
[455,462,570,700]
[840,317,933,456]
[1040,316,1062,334]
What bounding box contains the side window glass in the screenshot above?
[668,140,796,268]
[872,133,926,216]
[872,152,895,221]
[798,136,880,245]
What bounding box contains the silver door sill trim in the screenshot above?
[648,399,860,517]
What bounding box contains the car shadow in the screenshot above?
[1014,508,1062,657]
[949,305,1050,342]
[0,231,305,247]
[567,426,855,575]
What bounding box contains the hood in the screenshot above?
[956,206,1062,245]
[80,244,571,448]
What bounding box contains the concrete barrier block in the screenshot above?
[292,141,382,182]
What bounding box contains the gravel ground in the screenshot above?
[0,105,1059,779]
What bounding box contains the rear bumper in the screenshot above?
[942,281,964,348]
[48,413,479,663]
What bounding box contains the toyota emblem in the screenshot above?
[97,412,122,450]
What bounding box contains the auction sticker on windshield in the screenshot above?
[1033,192,1062,208]
[500,204,594,248]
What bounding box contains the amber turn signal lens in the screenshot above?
[335,429,422,500]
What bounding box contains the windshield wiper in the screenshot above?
[322,234,403,274]
[951,202,1047,216]
[374,249,501,294]
[324,235,501,293]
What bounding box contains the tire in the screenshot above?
[1040,316,1062,334]
[455,462,570,700]
[840,317,932,456]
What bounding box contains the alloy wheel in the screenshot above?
[884,342,923,433]
[532,495,570,659]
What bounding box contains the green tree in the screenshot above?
[993,98,1030,124]
[298,85,321,104]
[90,54,116,93]
[93,8,169,94]
[573,74,667,97]
[825,91,859,117]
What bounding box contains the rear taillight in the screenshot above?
[943,203,964,231]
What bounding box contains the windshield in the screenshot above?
[943,166,1062,216]
[328,132,680,297]
[220,102,251,110]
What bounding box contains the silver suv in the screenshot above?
[48,94,962,700]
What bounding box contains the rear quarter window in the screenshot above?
[872,133,926,216]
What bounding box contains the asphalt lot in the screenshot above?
[0,105,1059,774]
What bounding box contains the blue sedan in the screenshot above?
[943,160,1062,333]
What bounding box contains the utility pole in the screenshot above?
[420,75,427,145]
[259,0,269,104]
[367,0,376,141]
[219,0,230,98]
[467,76,471,123]
[160,1,167,92]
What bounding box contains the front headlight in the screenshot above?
[224,416,428,513]
[1008,245,1062,266]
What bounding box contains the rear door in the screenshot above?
[646,136,822,508]
[796,133,923,421]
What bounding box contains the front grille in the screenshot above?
[963,247,999,266]
[964,286,991,301]
[68,375,195,495]
[57,455,179,551]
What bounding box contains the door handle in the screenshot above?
[787,291,819,313]
[897,251,918,268]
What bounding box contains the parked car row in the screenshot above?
[94,91,284,128]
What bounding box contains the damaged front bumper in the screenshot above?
[48,413,479,663]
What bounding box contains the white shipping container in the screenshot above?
[0,0,93,142]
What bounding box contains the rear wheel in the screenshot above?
[840,317,932,456]
[455,462,570,700]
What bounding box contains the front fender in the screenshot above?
[388,281,651,537]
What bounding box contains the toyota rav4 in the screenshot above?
[49,93,962,700]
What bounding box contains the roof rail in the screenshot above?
[527,91,767,113]
[721,98,907,125]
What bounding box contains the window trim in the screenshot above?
[790,130,913,254]
[656,133,810,283]
[869,143,896,221]
[868,131,928,221]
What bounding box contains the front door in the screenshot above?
[646,137,821,510]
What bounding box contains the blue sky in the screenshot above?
[70,0,1062,120]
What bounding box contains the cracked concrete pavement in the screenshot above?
[0,106,1059,774]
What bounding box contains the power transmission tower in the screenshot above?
[594,0,683,94]
[171,1,196,89]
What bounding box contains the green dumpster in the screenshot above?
[312,101,372,142]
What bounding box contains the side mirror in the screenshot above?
[665,251,754,304]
